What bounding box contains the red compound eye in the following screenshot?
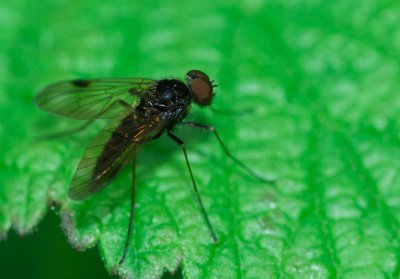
[185,69,213,106]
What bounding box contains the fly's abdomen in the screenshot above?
[91,112,163,187]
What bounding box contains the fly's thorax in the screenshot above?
[144,79,191,110]
[134,79,191,127]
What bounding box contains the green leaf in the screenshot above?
[1,0,400,278]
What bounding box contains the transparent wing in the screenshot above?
[35,78,155,119]
[68,113,165,200]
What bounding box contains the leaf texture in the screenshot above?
[1,0,400,278]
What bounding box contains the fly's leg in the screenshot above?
[151,132,163,140]
[116,99,133,111]
[181,121,275,184]
[167,130,218,243]
[119,157,136,265]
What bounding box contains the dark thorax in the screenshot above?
[137,79,192,125]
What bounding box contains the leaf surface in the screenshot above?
[1,0,400,278]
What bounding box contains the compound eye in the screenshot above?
[185,70,213,106]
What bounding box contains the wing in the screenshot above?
[68,112,166,200]
[35,78,155,119]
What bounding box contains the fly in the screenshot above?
[35,70,272,264]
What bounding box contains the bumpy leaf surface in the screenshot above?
[1,1,400,278]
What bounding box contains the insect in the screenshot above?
[35,70,271,264]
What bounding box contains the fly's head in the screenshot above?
[185,70,215,106]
